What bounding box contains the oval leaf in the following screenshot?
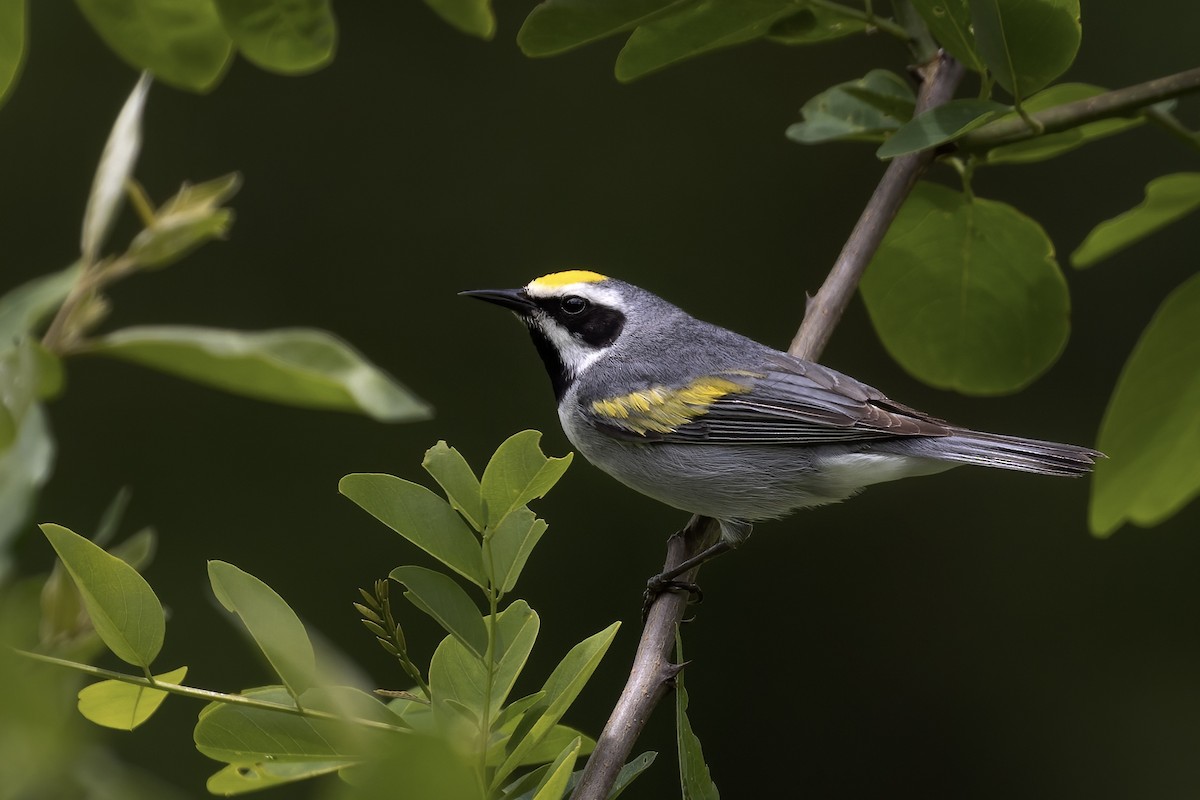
[969,0,1080,100]
[389,565,487,658]
[1090,272,1200,536]
[518,0,680,56]
[77,665,187,730]
[491,600,539,715]
[75,0,233,92]
[213,0,337,74]
[908,0,984,71]
[208,560,317,696]
[340,473,487,587]
[1071,173,1200,268]
[766,6,866,45]
[480,430,572,526]
[429,633,488,730]
[422,440,485,531]
[876,99,1009,159]
[80,72,150,266]
[40,523,165,667]
[0,0,26,110]
[423,0,496,40]
[786,69,915,145]
[206,761,345,796]
[86,325,431,422]
[861,182,1069,394]
[486,506,549,594]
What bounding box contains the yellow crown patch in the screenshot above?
[529,270,608,290]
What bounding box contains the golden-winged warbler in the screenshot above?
[463,270,1101,557]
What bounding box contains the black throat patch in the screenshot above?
[525,298,626,401]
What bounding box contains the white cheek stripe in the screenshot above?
[532,316,610,377]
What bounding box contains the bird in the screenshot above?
[463,270,1102,586]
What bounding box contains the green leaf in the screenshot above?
[79,72,150,266]
[75,0,234,92]
[77,665,187,730]
[861,182,1069,394]
[86,325,431,422]
[515,726,592,768]
[983,84,1151,165]
[495,622,620,786]
[486,507,549,594]
[429,634,488,731]
[517,0,682,56]
[0,0,27,110]
[206,761,345,795]
[908,0,984,72]
[324,732,482,800]
[609,751,659,798]
[127,172,241,269]
[41,523,165,668]
[676,666,718,799]
[480,430,572,526]
[491,601,539,714]
[389,565,487,658]
[0,339,42,450]
[765,5,867,44]
[1090,272,1200,536]
[0,264,82,345]
[786,69,915,145]
[422,441,485,531]
[0,404,52,578]
[1071,173,1200,268]
[876,98,1008,159]
[423,0,496,40]
[614,0,800,83]
[530,736,581,800]
[503,751,656,800]
[339,473,487,588]
[213,0,336,74]
[969,0,1080,101]
[208,560,317,696]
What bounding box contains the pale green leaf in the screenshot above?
[908,0,984,71]
[86,325,431,422]
[80,72,150,266]
[877,99,1008,159]
[324,733,482,800]
[518,0,683,56]
[969,0,1081,100]
[389,565,486,658]
[531,737,581,800]
[491,601,539,715]
[208,560,317,696]
[480,430,572,526]
[615,0,800,83]
[213,0,336,74]
[0,0,27,110]
[127,173,242,269]
[429,634,488,731]
[41,523,164,667]
[423,0,495,40]
[77,665,187,730]
[1090,272,1200,536]
[861,182,1069,394]
[0,264,82,345]
[786,69,915,145]
[766,5,867,44]
[1071,173,1200,268]
[75,0,233,92]
[206,761,344,795]
[339,473,487,587]
[0,404,52,578]
[486,507,549,594]
[422,440,485,531]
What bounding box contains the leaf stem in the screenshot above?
[805,0,909,41]
[17,649,411,733]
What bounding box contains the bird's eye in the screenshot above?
[561,295,589,315]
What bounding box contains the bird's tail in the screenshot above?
[927,430,1103,476]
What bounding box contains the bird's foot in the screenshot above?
[642,575,704,622]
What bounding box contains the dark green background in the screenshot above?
[6,2,1200,797]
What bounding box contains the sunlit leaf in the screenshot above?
[75,0,233,92]
[876,98,1008,159]
[206,760,344,795]
[786,69,915,145]
[480,430,572,526]
[339,473,487,587]
[213,0,336,74]
[908,0,984,71]
[766,5,866,44]
[969,0,1080,101]
[389,565,487,658]
[77,665,187,730]
[615,0,799,82]
[86,326,431,422]
[41,523,164,667]
[1071,173,1200,268]
[423,0,495,40]
[518,0,680,56]
[485,507,548,594]
[0,264,82,346]
[422,441,485,531]
[1090,272,1200,536]
[79,72,150,266]
[530,736,581,800]
[861,182,1069,394]
[0,0,27,110]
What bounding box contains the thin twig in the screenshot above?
[571,51,965,800]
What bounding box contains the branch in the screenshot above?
[958,65,1200,152]
[571,51,965,800]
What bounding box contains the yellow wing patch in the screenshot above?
[529,270,608,290]
[591,376,751,435]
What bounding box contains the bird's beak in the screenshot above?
[459,288,537,314]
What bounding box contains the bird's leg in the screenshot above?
[642,520,750,620]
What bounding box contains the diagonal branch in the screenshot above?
[571,51,965,800]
